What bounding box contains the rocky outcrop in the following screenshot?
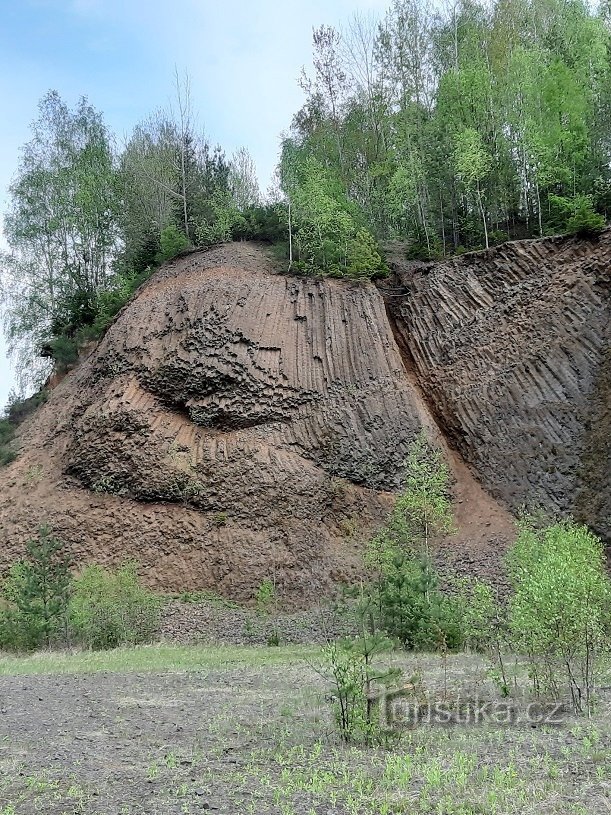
[0,234,606,602]
[3,244,505,601]
[385,231,611,543]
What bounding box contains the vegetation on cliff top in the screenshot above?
[1,0,610,387]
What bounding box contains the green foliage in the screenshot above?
[368,431,454,561]
[46,335,79,371]
[254,578,281,646]
[363,433,461,652]
[0,526,72,650]
[375,551,464,651]
[0,391,48,467]
[195,191,245,247]
[0,419,17,466]
[507,519,611,713]
[287,0,609,253]
[255,579,277,616]
[281,151,383,278]
[157,224,191,262]
[69,562,162,650]
[0,563,41,650]
[324,612,401,745]
[548,194,606,236]
[452,577,500,653]
[234,205,287,243]
[1,91,119,384]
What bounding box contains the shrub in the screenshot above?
[47,335,79,371]
[255,578,277,616]
[254,577,281,646]
[507,519,611,713]
[375,551,464,651]
[70,562,162,650]
[361,432,460,651]
[0,527,72,651]
[324,623,400,745]
[0,563,42,650]
[0,449,17,466]
[377,431,454,560]
[548,194,605,236]
[157,224,191,262]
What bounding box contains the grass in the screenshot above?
[0,649,609,814]
[0,642,322,676]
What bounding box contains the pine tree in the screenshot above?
[17,525,72,648]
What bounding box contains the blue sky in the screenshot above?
[0,0,389,406]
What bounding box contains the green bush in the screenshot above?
[255,578,277,614]
[362,432,461,651]
[548,194,605,236]
[69,562,162,650]
[0,527,72,651]
[47,335,79,371]
[157,224,191,262]
[324,611,401,746]
[376,552,464,650]
[507,519,611,713]
[0,563,42,650]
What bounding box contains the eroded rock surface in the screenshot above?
[386,231,611,543]
[0,235,606,602]
[0,245,457,600]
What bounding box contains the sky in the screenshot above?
[0,0,390,407]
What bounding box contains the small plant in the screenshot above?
[156,223,190,263]
[92,474,127,496]
[255,578,277,616]
[548,194,605,236]
[362,433,461,652]
[255,577,281,646]
[211,511,228,527]
[322,593,401,745]
[338,516,358,538]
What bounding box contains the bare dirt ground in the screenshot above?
[0,649,609,814]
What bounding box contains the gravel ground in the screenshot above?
[159,599,358,645]
[0,651,609,814]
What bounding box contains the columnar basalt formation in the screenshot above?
[0,236,607,601]
[386,231,611,544]
[0,245,456,599]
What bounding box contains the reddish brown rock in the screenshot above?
[2,234,606,602]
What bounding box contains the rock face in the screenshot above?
[0,236,607,601]
[386,231,611,544]
[0,244,461,600]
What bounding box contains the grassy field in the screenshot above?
[0,645,609,814]
[0,642,321,676]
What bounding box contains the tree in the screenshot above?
[280,146,382,277]
[381,430,454,560]
[507,519,611,714]
[13,525,72,648]
[286,0,609,254]
[1,92,119,382]
[364,432,460,650]
[454,127,492,247]
[119,74,231,267]
[228,148,261,211]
